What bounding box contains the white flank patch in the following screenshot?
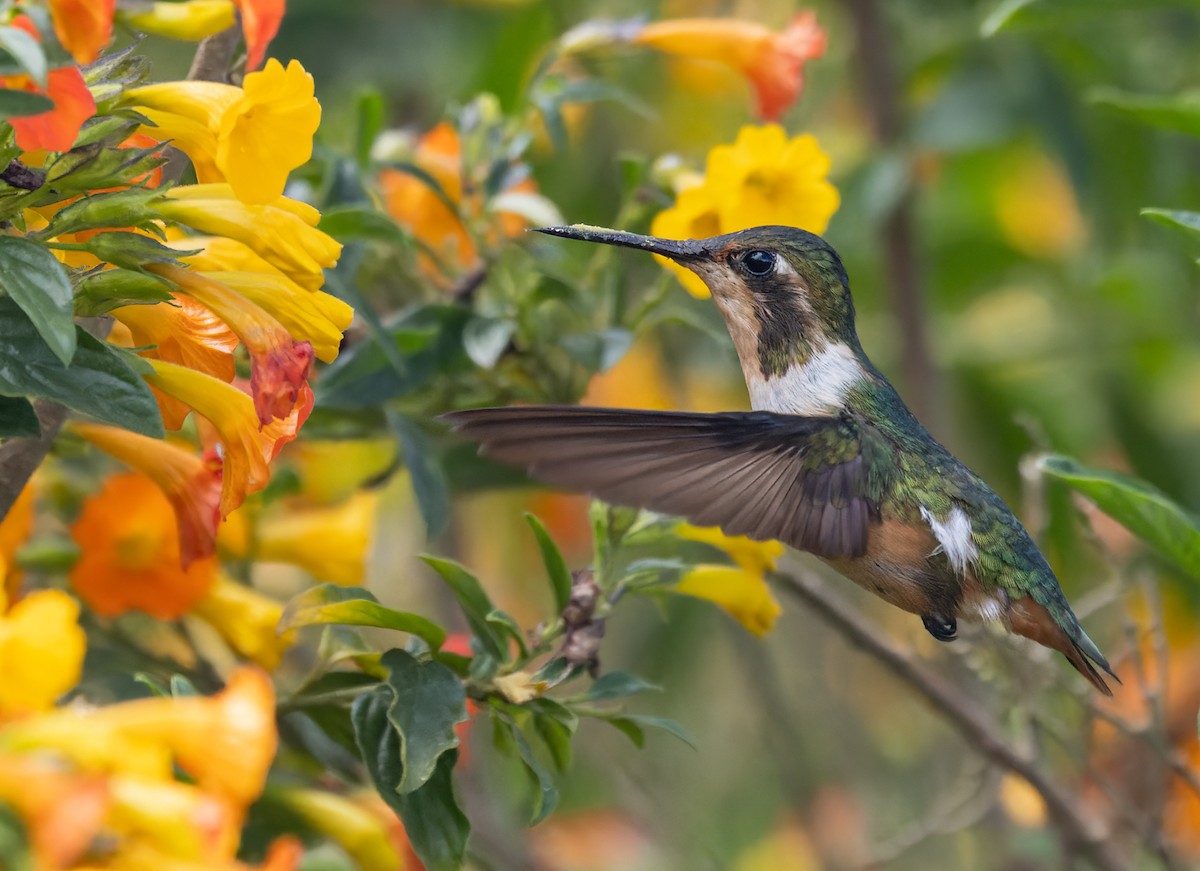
[748,342,866,415]
[920,504,979,577]
[974,596,1005,622]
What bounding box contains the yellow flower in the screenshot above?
[733,820,820,871]
[197,270,352,364]
[0,589,86,718]
[72,422,223,566]
[634,12,826,121]
[999,774,1047,827]
[222,492,378,585]
[108,775,240,862]
[191,574,296,670]
[651,125,839,297]
[143,360,272,516]
[289,439,397,504]
[674,524,783,637]
[994,149,1085,259]
[127,60,320,205]
[148,263,315,425]
[121,1,237,42]
[2,667,277,806]
[157,185,341,288]
[171,234,292,278]
[277,788,403,871]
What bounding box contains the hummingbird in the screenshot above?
[445,224,1116,695]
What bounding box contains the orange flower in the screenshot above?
[0,481,35,601]
[149,264,314,425]
[234,0,286,71]
[72,422,223,566]
[0,754,110,870]
[48,0,116,64]
[143,361,273,516]
[380,121,536,278]
[5,66,97,151]
[113,295,239,430]
[634,12,825,121]
[69,472,218,618]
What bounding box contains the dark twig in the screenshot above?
[186,24,241,83]
[843,0,938,428]
[774,568,1129,871]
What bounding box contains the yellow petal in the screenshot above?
[191,575,294,671]
[278,788,403,871]
[122,1,237,42]
[675,565,781,637]
[0,590,85,717]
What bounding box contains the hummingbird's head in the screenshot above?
[536,224,859,382]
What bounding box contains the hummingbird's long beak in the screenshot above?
[534,224,710,262]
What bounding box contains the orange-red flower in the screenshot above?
[72,422,223,566]
[233,0,286,71]
[150,264,314,425]
[69,472,218,618]
[5,65,96,152]
[143,361,274,516]
[634,11,825,121]
[48,0,116,64]
[113,295,239,430]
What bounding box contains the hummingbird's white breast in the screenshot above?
[747,341,867,416]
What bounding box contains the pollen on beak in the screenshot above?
[534,224,709,262]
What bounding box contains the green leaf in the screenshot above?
[354,89,385,168]
[380,649,469,795]
[1039,455,1200,579]
[601,714,696,750]
[352,687,470,871]
[0,236,76,365]
[492,711,559,824]
[1141,208,1200,239]
[279,583,447,650]
[1089,88,1200,137]
[388,411,450,539]
[0,395,38,438]
[525,513,572,614]
[420,556,506,660]
[461,316,515,370]
[0,26,47,86]
[489,191,564,228]
[579,671,660,702]
[0,88,53,118]
[484,609,529,660]
[318,206,410,244]
[0,299,162,437]
[532,710,573,774]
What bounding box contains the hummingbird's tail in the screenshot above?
[1007,598,1118,696]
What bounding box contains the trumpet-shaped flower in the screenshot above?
[149,264,314,425]
[72,422,223,566]
[199,270,351,363]
[127,60,319,204]
[4,65,97,152]
[222,491,378,585]
[674,524,783,637]
[69,472,218,618]
[157,185,341,288]
[143,361,274,516]
[2,668,277,806]
[651,125,839,296]
[108,775,241,862]
[634,12,825,121]
[278,788,403,871]
[0,754,109,869]
[49,0,116,64]
[113,294,239,430]
[171,234,292,279]
[234,0,286,71]
[191,575,296,670]
[290,438,397,504]
[0,588,86,718]
[122,1,237,41]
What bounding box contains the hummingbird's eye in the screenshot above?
[740,249,776,276]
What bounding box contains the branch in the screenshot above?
[843,0,939,429]
[186,23,242,83]
[773,568,1129,871]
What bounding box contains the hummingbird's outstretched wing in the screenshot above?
[444,406,884,559]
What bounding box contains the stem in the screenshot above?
[773,568,1128,871]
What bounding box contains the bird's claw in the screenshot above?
[922,613,957,642]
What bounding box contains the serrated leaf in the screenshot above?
[0,299,162,436]
[0,236,75,364]
[0,395,38,438]
[352,688,470,871]
[0,26,46,86]
[279,583,447,649]
[1039,454,1200,579]
[380,649,469,795]
[525,513,572,614]
[0,88,52,118]
[579,671,660,702]
[420,556,506,660]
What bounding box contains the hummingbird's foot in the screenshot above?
[922,613,958,642]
